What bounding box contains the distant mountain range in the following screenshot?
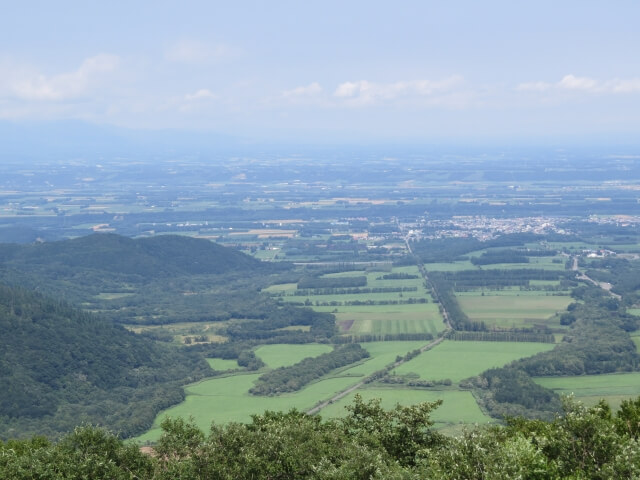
[0,120,243,159]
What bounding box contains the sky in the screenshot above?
[1,1,640,144]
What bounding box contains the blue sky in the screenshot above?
[1,1,639,143]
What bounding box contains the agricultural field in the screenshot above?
[319,388,491,429]
[534,373,640,410]
[265,265,443,338]
[456,294,572,329]
[134,341,430,444]
[254,344,333,369]
[207,358,239,371]
[394,340,555,383]
[125,321,229,344]
[342,341,430,377]
[134,373,360,444]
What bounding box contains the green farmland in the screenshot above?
[135,341,432,444]
[456,294,572,329]
[319,388,491,428]
[268,265,443,337]
[394,340,555,383]
[206,358,239,371]
[534,373,640,409]
[254,344,333,369]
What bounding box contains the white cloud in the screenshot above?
[165,40,238,64]
[558,74,598,91]
[517,75,640,95]
[333,76,464,106]
[184,88,217,101]
[516,81,553,92]
[609,78,640,93]
[282,82,323,98]
[7,54,120,101]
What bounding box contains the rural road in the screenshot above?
[306,221,452,416]
[572,256,622,300]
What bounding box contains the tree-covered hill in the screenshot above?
[0,233,278,278]
[0,233,294,323]
[0,284,211,440]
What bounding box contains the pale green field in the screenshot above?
[530,280,561,286]
[394,341,555,383]
[341,341,430,377]
[629,309,640,317]
[263,282,297,293]
[456,289,570,297]
[207,358,239,371]
[135,373,360,444]
[319,388,492,427]
[480,260,565,270]
[282,292,425,303]
[534,373,640,409]
[135,342,433,444]
[254,344,333,369]
[334,302,442,336]
[457,295,571,328]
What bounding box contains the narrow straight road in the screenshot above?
[306,221,454,416]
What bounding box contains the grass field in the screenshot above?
[254,344,334,369]
[315,304,444,336]
[629,308,640,317]
[341,341,431,377]
[134,373,360,444]
[207,358,239,371]
[125,321,229,344]
[135,341,445,444]
[319,388,492,427]
[455,289,570,297]
[457,294,572,329]
[394,340,555,383]
[534,373,640,409]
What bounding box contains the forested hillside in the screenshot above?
[0,233,293,324]
[0,233,279,278]
[0,284,211,439]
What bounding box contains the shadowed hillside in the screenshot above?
[0,284,211,440]
[0,233,275,277]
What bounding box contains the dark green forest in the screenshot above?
[0,284,211,440]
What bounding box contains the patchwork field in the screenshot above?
[534,373,640,409]
[134,341,432,444]
[266,266,443,337]
[456,294,572,329]
[394,340,555,383]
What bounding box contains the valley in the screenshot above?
[0,152,639,444]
